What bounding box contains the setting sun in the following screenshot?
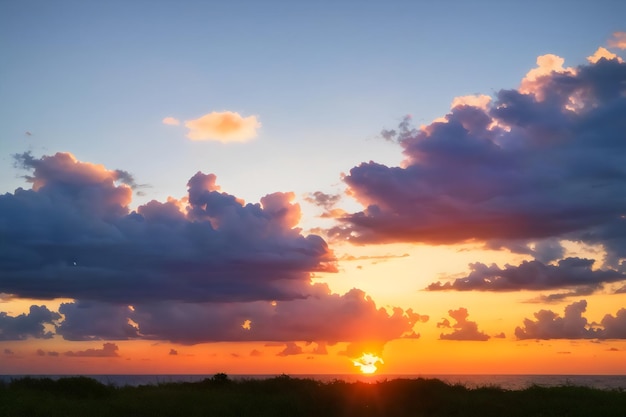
[353,353,384,374]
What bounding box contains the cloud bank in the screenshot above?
[0,152,422,349]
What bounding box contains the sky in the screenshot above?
[1,0,626,376]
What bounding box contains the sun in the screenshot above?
[352,353,384,374]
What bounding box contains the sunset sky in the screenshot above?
[1,0,626,376]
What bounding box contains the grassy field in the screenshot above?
[1,374,625,417]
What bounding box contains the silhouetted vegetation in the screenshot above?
[1,374,625,417]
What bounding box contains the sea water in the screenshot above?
[2,374,626,390]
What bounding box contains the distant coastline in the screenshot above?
[2,374,625,390]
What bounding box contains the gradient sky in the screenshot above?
[1,0,626,375]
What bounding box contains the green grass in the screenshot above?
[1,374,624,417]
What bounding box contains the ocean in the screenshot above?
[2,374,626,390]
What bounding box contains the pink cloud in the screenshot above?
[162,116,180,126]
[184,111,261,143]
[608,31,626,49]
[587,47,623,64]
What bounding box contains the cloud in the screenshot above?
[304,191,342,210]
[64,343,120,357]
[615,285,626,294]
[36,348,59,357]
[598,307,626,339]
[0,305,61,340]
[0,151,425,348]
[184,111,261,143]
[523,286,598,304]
[329,55,626,268]
[56,301,139,341]
[608,32,626,49]
[162,116,180,126]
[587,47,623,64]
[1,152,336,303]
[515,300,626,339]
[439,308,490,341]
[169,349,178,355]
[57,285,423,346]
[4,348,15,355]
[426,258,626,292]
[277,342,303,356]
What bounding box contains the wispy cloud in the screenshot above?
[608,31,626,49]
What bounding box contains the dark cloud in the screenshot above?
[0,305,61,340]
[329,57,626,267]
[56,285,423,346]
[4,348,14,355]
[0,152,336,303]
[35,348,59,357]
[169,349,178,356]
[439,308,490,341]
[277,342,303,356]
[64,343,120,357]
[56,301,139,341]
[599,307,626,339]
[515,300,626,339]
[523,286,597,304]
[304,191,342,210]
[426,258,626,292]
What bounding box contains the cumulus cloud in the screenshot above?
[587,47,623,64]
[0,305,61,340]
[0,151,425,349]
[162,116,180,126]
[64,343,120,357]
[608,31,626,49]
[57,285,423,346]
[56,302,139,341]
[0,152,335,303]
[438,308,490,341]
[184,111,261,143]
[426,258,626,292]
[329,54,626,271]
[515,300,626,339]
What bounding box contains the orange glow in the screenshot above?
[352,353,384,374]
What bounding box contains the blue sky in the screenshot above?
[2,0,624,208]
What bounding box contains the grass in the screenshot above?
[1,374,625,417]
